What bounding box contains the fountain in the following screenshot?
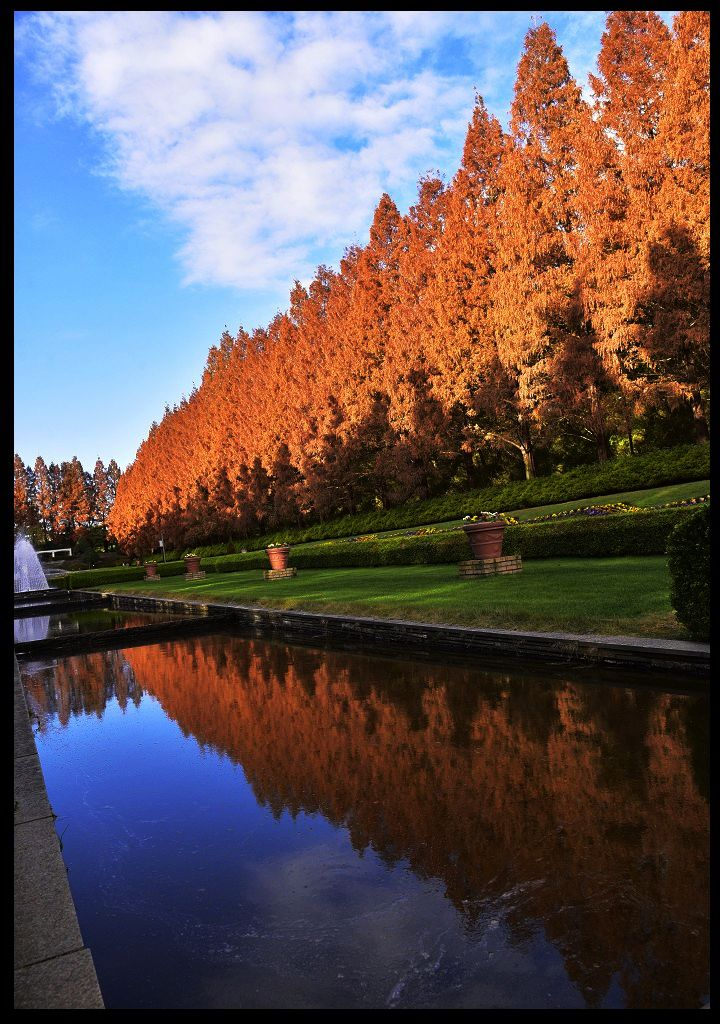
[14,614,50,645]
[14,535,50,593]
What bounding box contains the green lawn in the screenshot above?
[98,556,686,639]
[508,479,710,520]
[359,479,710,537]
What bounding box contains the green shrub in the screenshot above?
[203,552,267,573]
[52,560,186,590]
[666,505,710,640]
[503,508,692,559]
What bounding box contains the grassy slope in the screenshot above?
[98,556,685,639]
[356,479,710,537]
[147,480,709,565]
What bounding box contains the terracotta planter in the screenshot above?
[266,546,290,570]
[145,563,159,578]
[462,521,505,559]
[184,555,201,574]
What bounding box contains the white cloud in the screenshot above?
[16,10,672,293]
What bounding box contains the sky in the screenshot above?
[14,10,675,472]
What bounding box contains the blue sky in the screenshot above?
[14,11,675,471]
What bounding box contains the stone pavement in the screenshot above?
[14,657,104,1009]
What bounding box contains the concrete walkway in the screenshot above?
[14,658,104,1009]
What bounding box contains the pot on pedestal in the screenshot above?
[462,521,506,559]
[266,546,290,570]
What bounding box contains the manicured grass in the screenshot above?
[360,479,710,537]
[508,479,710,520]
[97,556,686,639]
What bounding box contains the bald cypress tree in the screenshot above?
[489,22,587,477]
[650,10,710,439]
[584,10,673,436]
[14,455,35,534]
[426,95,505,412]
[33,456,54,543]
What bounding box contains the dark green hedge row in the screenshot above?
[160,442,709,559]
[666,505,710,641]
[54,507,696,587]
[281,508,692,565]
[52,560,186,590]
[504,508,692,559]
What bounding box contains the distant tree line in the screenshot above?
[13,454,121,550]
[103,12,707,556]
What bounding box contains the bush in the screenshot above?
[52,560,186,590]
[503,508,693,559]
[666,505,710,640]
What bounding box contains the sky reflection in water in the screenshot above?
[20,634,709,1009]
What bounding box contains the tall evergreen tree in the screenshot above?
[58,457,90,538]
[34,456,54,543]
[490,22,586,477]
[14,455,35,533]
[585,11,673,429]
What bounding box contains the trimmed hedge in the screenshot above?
[54,506,698,588]
[666,505,710,640]
[52,560,186,590]
[504,508,693,559]
[159,442,709,559]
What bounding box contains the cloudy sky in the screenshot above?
[14,10,675,470]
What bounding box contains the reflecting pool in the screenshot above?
[19,633,709,1009]
[14,608,191,646]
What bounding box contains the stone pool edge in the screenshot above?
[100,591,710,679]
[13,656,105,1009]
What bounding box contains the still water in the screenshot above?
[20,633,708,1009]
[14,608,190,646]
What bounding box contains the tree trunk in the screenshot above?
[521,446,537,479]
[462,448,482,489]
[691,393,709,442]
[596,430,610,463]
[518,419,536,479]
[589,389,610,462]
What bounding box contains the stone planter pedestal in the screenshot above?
[458,554,522,578]
[184,555,205,580]
[264,567,298,580]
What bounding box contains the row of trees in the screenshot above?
[109,11,709,554]
[13,454,121,548]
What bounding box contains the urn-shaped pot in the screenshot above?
[462,522,505,559]
[266,546,290,571]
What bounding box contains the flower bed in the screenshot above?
[521,494,709,525]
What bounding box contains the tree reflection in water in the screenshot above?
[22,634,709,1009]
